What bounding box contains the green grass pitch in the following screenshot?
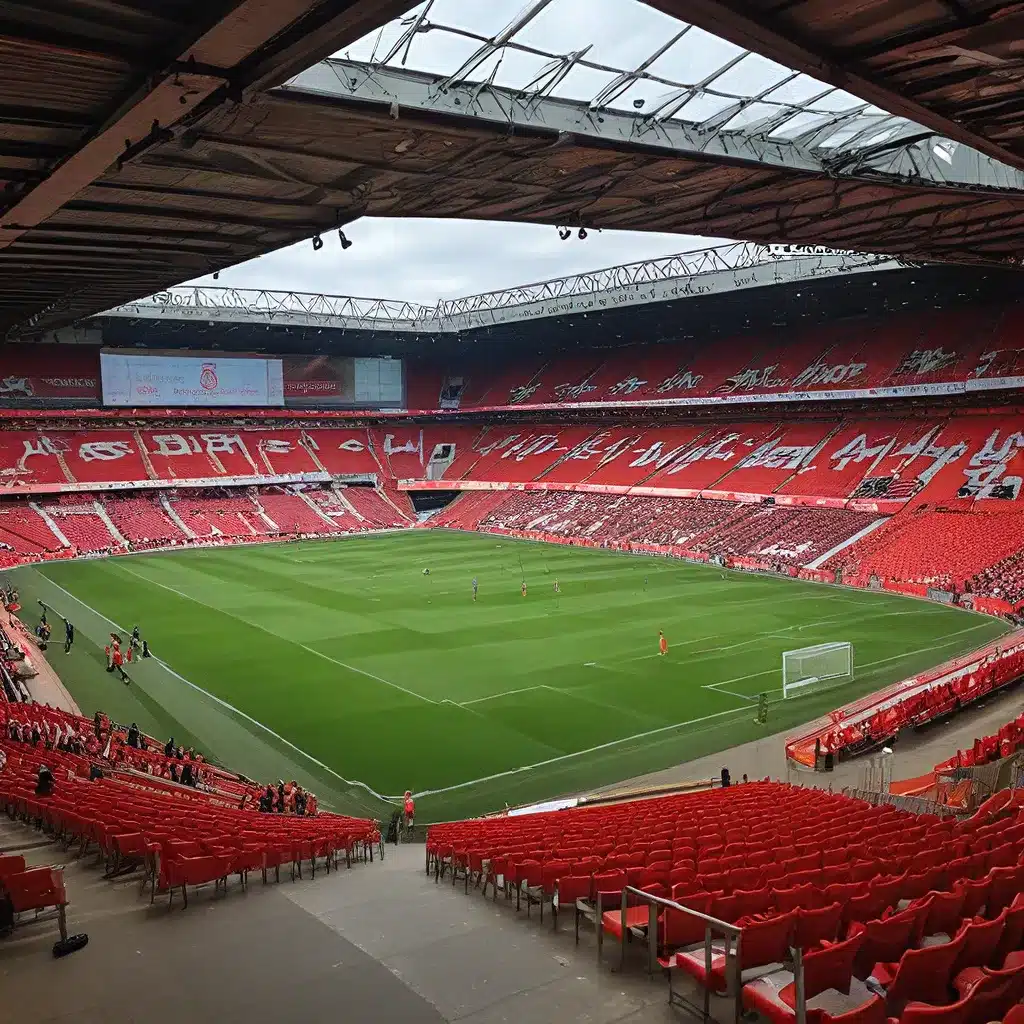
[9,531,1009,822]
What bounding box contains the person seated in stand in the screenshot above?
[180,761,195,787]
[306,793,317,816]
[35,764,54,797]
[126,723,140,749]
[164,735,175,758]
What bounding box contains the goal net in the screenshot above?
[782,642,853,698]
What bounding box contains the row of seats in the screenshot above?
[0,697,381,913]
[935,711,1024,775]
[427,782,1024,1024]
[0,484,411,562]
[813,647,1024,761]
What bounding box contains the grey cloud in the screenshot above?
[188,219,726,302]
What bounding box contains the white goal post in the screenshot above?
[782,642,854,698]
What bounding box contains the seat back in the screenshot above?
[922,888,966,938]
[738,910,796,971]
[885,928,966,1013]
[803,930,861,1000]
[659,891,714,950]
[852,907,919,979]
[773,882,816,912]
[796,901,843,949]
[951,908,1005,975]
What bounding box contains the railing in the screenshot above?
[611,886,743,1022]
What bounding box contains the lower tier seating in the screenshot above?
[473,491,877,567]
[428,782,1024,1024]
[827,507,1024,591]
[0,696,381,913]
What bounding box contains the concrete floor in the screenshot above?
[1,817,684,1024]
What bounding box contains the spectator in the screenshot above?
[35,765,54,797]
[277,780,285,813]
[126,723,140,749]
[720,767,731,788]
[180,762,195,787]
[404,790,415,831]
[164,736,175,758]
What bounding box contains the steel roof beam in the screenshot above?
[637,0,1024,174]
[284,58,1024,194]
[0,1,404,254]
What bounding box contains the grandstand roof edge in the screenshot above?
[281,57,1024,192]
[93,245,906,335]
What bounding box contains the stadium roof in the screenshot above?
[0,0,411,339]
[103,242,903,333]
[5,0,1024,341]
[644,0,1024,174]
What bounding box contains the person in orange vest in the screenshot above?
[404,790,415,831]
[658,630,668,656]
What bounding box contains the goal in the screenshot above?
[782,642,854,698]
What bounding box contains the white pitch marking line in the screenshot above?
[113,562,438,706]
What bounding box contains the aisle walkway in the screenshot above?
[284,842,678,1023]
[2,817,680,1024]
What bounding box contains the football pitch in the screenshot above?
[9,531,1010,821]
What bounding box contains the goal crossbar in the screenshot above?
[782,642,853,699]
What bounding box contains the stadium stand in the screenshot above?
[403,305,1017,412]
[3,410,1024,615]
[426,780,1024,1021]
[0,663,381,911]
[786,637,1024,767]
[934,711,1024,775]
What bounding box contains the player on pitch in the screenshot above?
[658,630,668,656]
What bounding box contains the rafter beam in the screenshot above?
[637,0,1024,174]
[0,1,406,253]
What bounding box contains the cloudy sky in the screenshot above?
[185,0,885,303]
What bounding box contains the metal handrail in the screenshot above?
[618,885,743,1022]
